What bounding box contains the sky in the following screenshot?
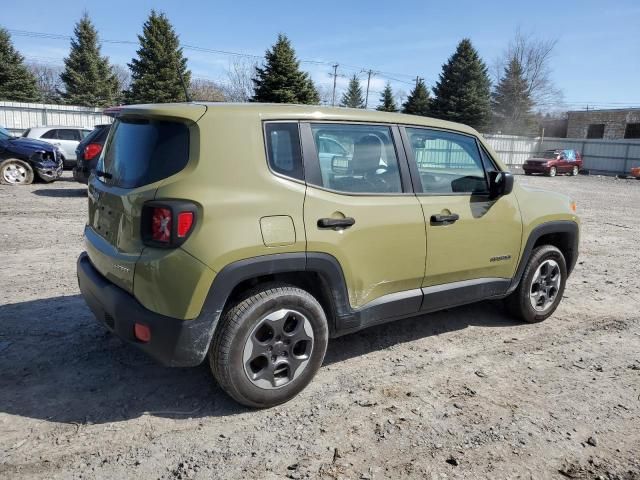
[2,0,639,110]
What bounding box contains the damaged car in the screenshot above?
[0,126,63,185]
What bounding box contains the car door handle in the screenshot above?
[317,217,355,229]
[430,213,459,225]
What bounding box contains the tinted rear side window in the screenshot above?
[98,118,189,188]
[264,122,303,180]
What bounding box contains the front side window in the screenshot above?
[406,127,488,194]
[264,123,303,180]
[310,123,402,194]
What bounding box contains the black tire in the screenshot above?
[524,172,532,176]
[209,284,329,408]
[505,245,567,323]
[0,158,34,185]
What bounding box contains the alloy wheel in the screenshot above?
[529,259,561,312]
[549,167,557,177]
[243,309,314,389]
[2,162,28,184]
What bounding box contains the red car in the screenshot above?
[523,149,582,177]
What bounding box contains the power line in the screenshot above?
[8,28,423,86]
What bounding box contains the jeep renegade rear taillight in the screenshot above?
[84,143,103,160]
[142,201,197,248]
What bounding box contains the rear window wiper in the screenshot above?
[95,170,113,179]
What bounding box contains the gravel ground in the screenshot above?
[1,172,639,480]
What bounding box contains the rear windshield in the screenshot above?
[98,118,189,188]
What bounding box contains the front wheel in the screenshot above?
[548,166,557,177]
[0,158,34,185]
[505,245,567,323]
[209,284,329,408]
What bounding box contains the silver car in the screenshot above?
[22,126,92,168]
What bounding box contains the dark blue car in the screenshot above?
[0,126,63,185]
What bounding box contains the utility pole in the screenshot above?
[364,69,376,109]
[330,64,339,107]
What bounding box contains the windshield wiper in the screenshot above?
[95,170,113,179]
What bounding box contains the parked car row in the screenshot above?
[0,123,111,185]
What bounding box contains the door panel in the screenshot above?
[302,122,426,309]
[304,189,426,308]
[420,194,521,286]
[402,126,522,287]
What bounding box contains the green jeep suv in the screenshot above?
[77,103,579,407]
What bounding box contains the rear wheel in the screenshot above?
[524,171,532,176]
[209,284,329,408]
[505,245,567,323]
[571,165,579,176]
[0,159,34,185]
[548,166,557,177]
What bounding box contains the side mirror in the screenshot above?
[489,171,514,199]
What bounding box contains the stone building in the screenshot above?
[566,108,640,140]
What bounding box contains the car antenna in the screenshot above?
[178,68,191,103]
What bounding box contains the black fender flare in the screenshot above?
[507,220,579,294]
[199,252,351,334]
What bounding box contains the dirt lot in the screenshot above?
[0,172,639,479]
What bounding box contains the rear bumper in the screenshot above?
[77,252,213,367]
[72,166,90,184]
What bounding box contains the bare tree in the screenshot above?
[189,78,226,102]
[315,84,334,106]
[26,62,63,103]
[112,64,131,91]
[494,28,563,109]
[220,59,256,102]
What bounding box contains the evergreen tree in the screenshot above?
[376,82,398,112]
[401,79,431,116]
[491,57,534,134]
[252,34,319,104]
[0,28,41,102]
[127,10,191,104]
[340,75,365,108]
[60,13,120,107]
[431,39,491,130]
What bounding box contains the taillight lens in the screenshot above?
[151,208,172,243]
[177,212,194,238]
[142,201,197,248]
[84,143,102,160]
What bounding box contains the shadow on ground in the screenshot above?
[32,187,86,197]
[0,294,519,425]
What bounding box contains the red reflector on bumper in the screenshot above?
[134,323,151,343]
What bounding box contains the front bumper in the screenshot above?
[523,163,550,173]
[77,252,214,367]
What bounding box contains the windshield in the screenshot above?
[542,151,559,159]
[97,117,190,188]
[0,127,13,140]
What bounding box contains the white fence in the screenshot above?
[2,101,639,175]
[0,101,112,135]
[484,134,640,176]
